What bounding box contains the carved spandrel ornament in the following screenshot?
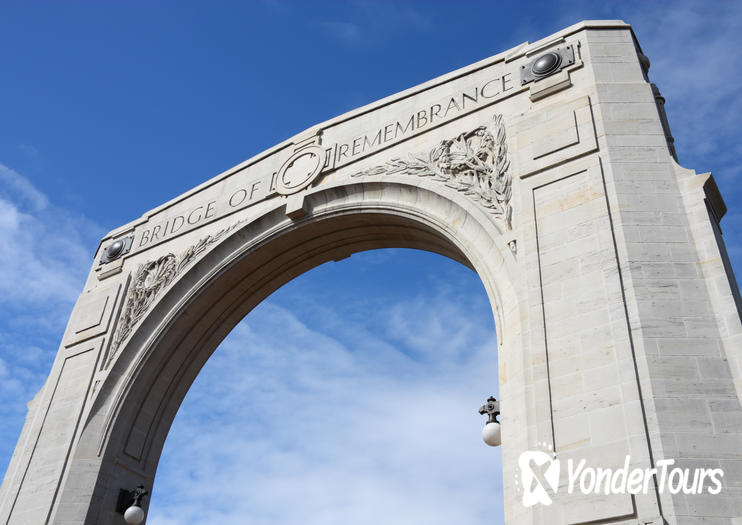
[107,220,246,365]
[351,113,512,229]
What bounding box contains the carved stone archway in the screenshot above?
[2,20,741,525]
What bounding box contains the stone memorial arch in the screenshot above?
[1,20,741,525]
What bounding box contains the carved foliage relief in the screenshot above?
[351,113,512,228]
[108,221,244,363]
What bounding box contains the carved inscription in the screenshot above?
[333,72,515,167]
[132,67,519,252]
[352,113,512,228]
[137,174,272,250]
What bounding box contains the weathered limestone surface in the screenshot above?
[1,20,740,524]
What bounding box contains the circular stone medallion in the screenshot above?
[275,145,325,195]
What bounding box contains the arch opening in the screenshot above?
[147,247,503,524]
[74,187,520,525]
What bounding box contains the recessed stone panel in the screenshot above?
[6,343,98,524]
[514,95,598,178]
[534,165,635,521]
[65,283,121,347]
[73,295,109,334]
[532,110,579,159]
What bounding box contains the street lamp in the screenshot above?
[478,396,501,447]
[116,484,148,525]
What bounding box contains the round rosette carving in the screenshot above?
[275,145,326,195]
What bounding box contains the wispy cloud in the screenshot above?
[0,162,103,473]
[17,144,40,160]
[320,1,432,45]
[0,163,101,306]
[322,21,362,44]
[0,164,48,212]
[148,276,501,524]
[351,0,434,33]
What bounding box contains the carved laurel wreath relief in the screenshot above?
[109,114,512,363]
[351,113,512,229]
[108,221,244,361]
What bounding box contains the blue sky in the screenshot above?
[1,1,741,524]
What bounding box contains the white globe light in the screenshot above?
[482,421,501,447]
[124,505,145,525]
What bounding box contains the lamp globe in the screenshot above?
[124,505,145,525]
[482,421,501,447]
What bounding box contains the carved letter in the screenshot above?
[462,88,478,109]
[229,189,247,208]
[337,143,350,160]
[429,104,442,123]
[205,200,216,219]
[187,206,204,225]
[443,97,461,117]
[170,215,185,234]
[502,72,513,92]
[383,123,395,143]
[416,110,428,129]
[480,78,501,98]
[395,116,415,137]
[363,129,383,152]
[351,137,363,156]
[139,229,151,247]
[249,181,262,200]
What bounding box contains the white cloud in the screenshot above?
[0,163,101,306]
[0,162,103,473]
[0,164,48,212]
[148,278,502,525]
